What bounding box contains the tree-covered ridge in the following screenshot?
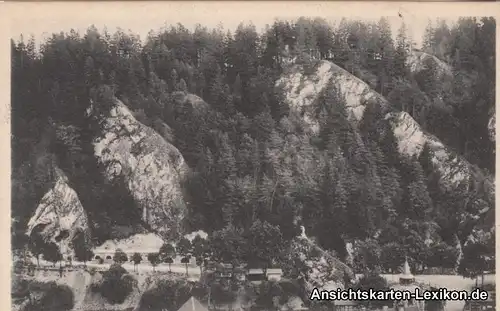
[11,16,494,276]
[405,18,495,173]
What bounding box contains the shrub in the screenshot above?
[11,276,29,299]
[355,272,388,291]
[279,279,301,298]
[42,242,62,265]
[139,279,206,311]
[25,282,74,311]
[92,263,135,304]
[72,229,93,264]
[255,281,285,309]
[113,248,128,264]
[88,267,97,275]
[425,288,447,311]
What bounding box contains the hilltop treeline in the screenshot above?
[12,17,494,276]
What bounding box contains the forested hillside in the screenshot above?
[11,17,495,277]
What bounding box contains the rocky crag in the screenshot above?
[277,58,494,241]
[26,167,91,257]
[92,100,189,241]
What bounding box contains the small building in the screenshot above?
[92,233,164,263]
[266,268,283,282]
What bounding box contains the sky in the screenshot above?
[7,2,481,50]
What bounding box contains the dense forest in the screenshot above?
[11,17,495,277]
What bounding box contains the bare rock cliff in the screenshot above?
[93,100,189,241]
[385,111,493,194]
[26,167,90,256]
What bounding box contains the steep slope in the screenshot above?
[277,59,494,218]
[93,99,189,241]
[166,89,354,290]
[26,167,90,256]
[278,61,389,129]
[386,112,493,193]
[407,50,496,162]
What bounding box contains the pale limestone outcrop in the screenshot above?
[93,100,189,241]
[386,112,474,188]
[277,60,388,131]
[26,167,90,256]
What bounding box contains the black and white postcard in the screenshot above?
[4,2,498,311]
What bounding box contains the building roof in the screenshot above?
[267,268,283,274]
[93,233,163,253]
[248,268,265,274]
[177,297,208,311]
